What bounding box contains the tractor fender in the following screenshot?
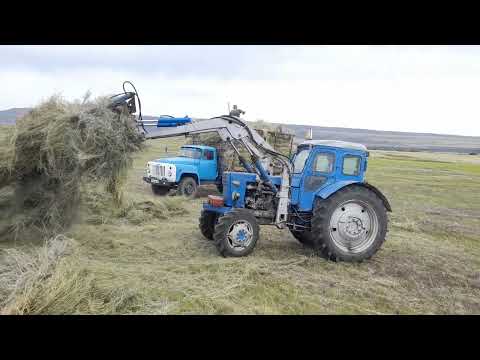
[360,182,392,212]
[315,180,358,200]
[315,181,392,212]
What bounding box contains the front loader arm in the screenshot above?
[140,116,273,159]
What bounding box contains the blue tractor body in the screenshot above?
[203,140,391,217]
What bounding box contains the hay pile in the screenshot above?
[188,132,238,172]
[0,94,145,239]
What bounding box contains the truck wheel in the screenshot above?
[199,210,218,240]
[289,229,315,247]
[310,185,388,262]
[213,208,259,257]
[151,184,170,196]
[178,177,198,198]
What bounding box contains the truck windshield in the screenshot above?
[179,148,201,159]
[293,149,310,173]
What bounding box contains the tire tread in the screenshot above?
[212,208,259,257]
[310,185,388,262]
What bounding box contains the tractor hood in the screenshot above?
[152,157,198,166]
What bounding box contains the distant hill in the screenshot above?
[1,108,479,153]
[0,108,31,125]
[278,123,480,153]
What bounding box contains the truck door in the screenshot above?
[297,148,336,211]
[199,148,217,181]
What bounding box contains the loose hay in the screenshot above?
[0,94,145,239]
[0,234,74,313]
[0,234,142,315]
[118,197,190,225]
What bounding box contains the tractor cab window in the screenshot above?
[203,149,214,160]
[179,147,201,159]
[293,149,310,173]
[313,153,335,173]
[343,155,361,176]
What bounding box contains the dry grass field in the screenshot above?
[1,125,479,314]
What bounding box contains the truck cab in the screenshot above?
[143,145,222,197]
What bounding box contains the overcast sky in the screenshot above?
[1,45,480,136]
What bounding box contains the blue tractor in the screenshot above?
[110,82,391,262]
[200,140,391,262]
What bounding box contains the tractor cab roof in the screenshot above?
[299,140,367,152]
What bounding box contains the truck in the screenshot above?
[143,144,223,197]
[109,82,391,262]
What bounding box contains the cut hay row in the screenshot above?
[0,184,192,314]
[82,186,191,226]
[0,234,74,314]
[0,234,140,315]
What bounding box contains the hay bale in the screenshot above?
[0,94,145,239]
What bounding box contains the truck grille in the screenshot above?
[152,164,165,178]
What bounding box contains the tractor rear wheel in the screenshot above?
[213,208,259,257]
[199,210,219,240]
[151,184,170,196]
[177,176,198,198]
[310,185,388,262]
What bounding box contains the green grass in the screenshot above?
[1,126,480,314]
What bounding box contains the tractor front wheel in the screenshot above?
[213,209,259,257]
[199,210,219,240]
[310,185,388,262]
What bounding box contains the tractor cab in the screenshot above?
[290,140,369,211]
